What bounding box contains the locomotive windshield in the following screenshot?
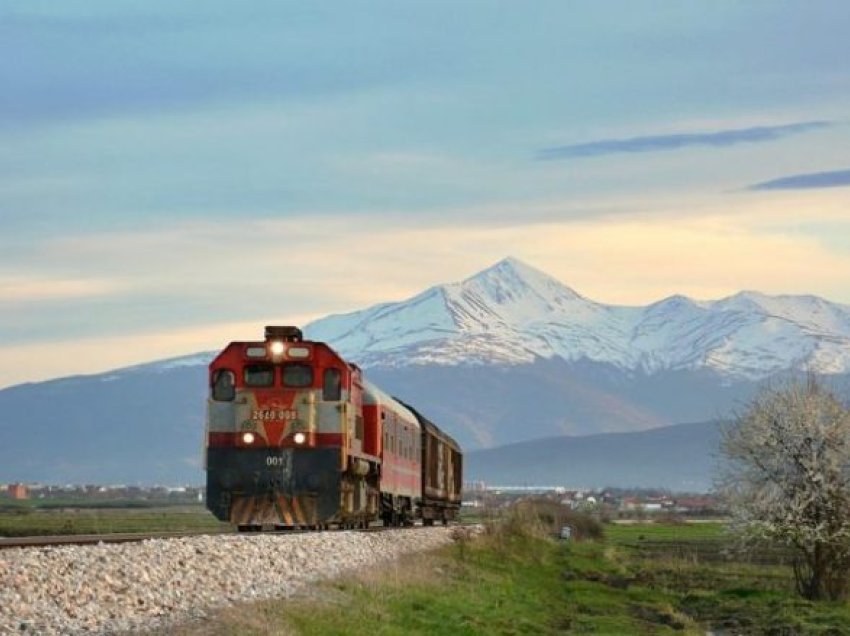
[244,364,274,387]
[282,364,313,387]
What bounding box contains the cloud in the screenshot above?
[0,317,316,389]
[0,276,120,302]
[748,168,850,191]
[537,121,833,160]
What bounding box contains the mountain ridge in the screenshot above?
[306,257,850,379]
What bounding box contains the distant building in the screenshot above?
[9,483,29,500]
[673,496,721,514]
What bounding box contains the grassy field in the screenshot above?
[160,512,850,635]
[0,503,229,536]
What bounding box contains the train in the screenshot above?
[204,326,462,529]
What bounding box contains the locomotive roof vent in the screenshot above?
[265,325,303,342]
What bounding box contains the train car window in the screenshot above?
[282,364,313,387]
[244,364,273,387]
[211,369,235,401]
[322,368,341,400]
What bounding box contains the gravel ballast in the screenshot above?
[0,527,455,635]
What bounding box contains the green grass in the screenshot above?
[152,515,850,635]
[169,526,591,636]
[307,536,575,635]
[0,505,229,536]
[566,522,850,634]
[605,520,726,543]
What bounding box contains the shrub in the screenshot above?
[488,499,604,542]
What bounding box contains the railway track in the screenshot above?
[0,521,459,550]
[0,529,233,550]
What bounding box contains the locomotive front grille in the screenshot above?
[206,446,342,526]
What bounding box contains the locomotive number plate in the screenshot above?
[266,454,291,469]
[252,409,297,421]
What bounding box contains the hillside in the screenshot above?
[465,421,722,491]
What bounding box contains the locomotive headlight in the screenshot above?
[269,340,285,356]
[293,432,306,445]
[242,432,256,445]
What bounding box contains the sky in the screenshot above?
[2,1,850,388]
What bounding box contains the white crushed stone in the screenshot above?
[0,527,455,635]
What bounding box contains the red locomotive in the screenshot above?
[204,326,462,529]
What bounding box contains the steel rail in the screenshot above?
[0,529,233,550]
[0,521,461,550]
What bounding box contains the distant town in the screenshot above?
[0,482,205,505]
[462,483,723,517]
[1,481,724,517]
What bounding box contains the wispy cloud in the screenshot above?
[537,121,832,160]
[748,168,850,191]
[0,276,120,302]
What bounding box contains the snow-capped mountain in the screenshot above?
[306,257,850,380]
[3,257,850,485]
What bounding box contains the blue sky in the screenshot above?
[2,1,850,387]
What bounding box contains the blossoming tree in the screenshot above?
[720,378,850,600]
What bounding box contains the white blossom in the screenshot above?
[719,377,850,600]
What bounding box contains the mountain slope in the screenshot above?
[465,420,722,491]
[367,359,756,448]
[0,360,209,484]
